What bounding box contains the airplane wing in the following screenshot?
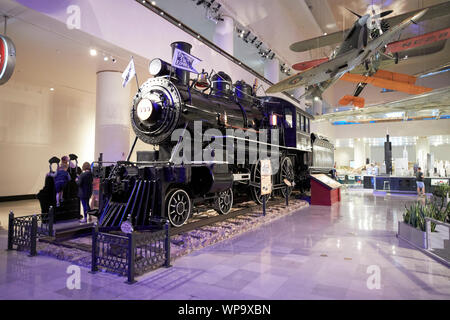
[289,2,450,53]
[340,71,433,95]
[269,9,429,94]
[266,49,361,93]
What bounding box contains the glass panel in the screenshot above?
[285,110,293,128]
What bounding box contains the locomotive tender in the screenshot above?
[94,42,334,228]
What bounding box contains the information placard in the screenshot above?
[260,159,272,196]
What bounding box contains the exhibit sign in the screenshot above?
[0,34,16,85]
[431,178,449,186]
[260,159,272,196]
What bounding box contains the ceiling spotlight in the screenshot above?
[50,88,55,91]
[151,1,156,5]
[323,32,327,35]
[89,48,97,56]
[103,56,109,61]
[178,23,182,26]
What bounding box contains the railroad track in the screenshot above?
[170,196,292,236]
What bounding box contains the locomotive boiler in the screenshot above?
[94,41,334,228]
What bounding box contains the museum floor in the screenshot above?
[0,190,449,300]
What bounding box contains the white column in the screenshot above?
[313,97,323,116]
[365,143,371,164]
[264,58,279,84]
[354,139,366,168]
[95,71,131,162]
[416,137,430,172]
[213,15,234,55]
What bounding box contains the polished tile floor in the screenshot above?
[0,190,449,300]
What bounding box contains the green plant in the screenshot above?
[403,199,449,232]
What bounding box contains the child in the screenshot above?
[77,162,93,222]
[54,163,70,206]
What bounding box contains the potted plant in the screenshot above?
[399,197,450,248]
[398,202,428,248]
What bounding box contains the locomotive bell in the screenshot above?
[211,71,232,98]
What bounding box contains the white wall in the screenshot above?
[0,81,95,196]
[0,0,306,196]
[430,145,450,161]
[312,119,450,142]
[335,147,353,167]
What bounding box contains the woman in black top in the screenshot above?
[77,162,93,222]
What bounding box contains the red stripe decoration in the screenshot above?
[386,27,450,54]
[0,36,6,77]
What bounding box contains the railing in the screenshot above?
[425,217,450,265]
[7,207,55,256]
[91,221,171,284]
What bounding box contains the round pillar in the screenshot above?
[264,58,279,84]
[213,15,234,55]
[313,97,323,116]
[416,136,430,172]
[95,71,131,162]
[354,139,366,169]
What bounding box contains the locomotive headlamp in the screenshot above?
[149,58,172,77]
[137,98,154,122]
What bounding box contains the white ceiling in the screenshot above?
[0,0,148,96]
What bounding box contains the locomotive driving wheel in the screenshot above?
[166,189,191,227]
[280,157,295,198]
[251,160,272,205]
[214,188,233,215]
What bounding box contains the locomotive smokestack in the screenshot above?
[171,41,192,86]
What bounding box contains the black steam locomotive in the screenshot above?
[94,42,334,228]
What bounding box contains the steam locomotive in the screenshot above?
[94,42,334,229]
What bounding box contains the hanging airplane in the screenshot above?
[266,8,429,96]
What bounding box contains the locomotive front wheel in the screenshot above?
[280,157,295,198]
[166,189,191,227]
[214,188,233,215]
[251,160,271,205]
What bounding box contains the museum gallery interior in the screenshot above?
[0,0,449,303]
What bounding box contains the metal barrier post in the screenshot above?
[285,186,289,206]
[91,223,98,273]
[426,219,431,250]
[126,232,136,284]
[29,215,38,257]
[48,206,54,237]
[7,211,14,251]
[164,221,171,268]
[263,195,266,216]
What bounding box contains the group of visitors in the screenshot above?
[54,155,93,223]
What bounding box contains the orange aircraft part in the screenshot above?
[292,58,329,71]
[340,71,432,95]
[386,27,450,54]
[339,95,365,108]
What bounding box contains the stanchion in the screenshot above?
[29,215,38,257]
[48,206,54,237]
[262,195,266,216]
[126,232,136,284]
[90,223,99,273]
[164,221,172,268]
[7,211,14,251]
[285,186,289,206]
